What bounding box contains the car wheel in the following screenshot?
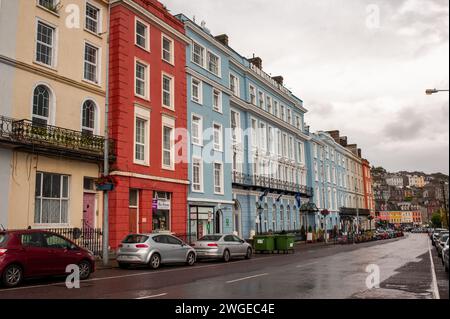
[2,264,23,288]
[245,247,253,260]
[149,254,161,270]
[118,262,130,270]
[79,261,92,280]
[223,249,231,263]
[186,252,196,266]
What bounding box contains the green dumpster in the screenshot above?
[253,235,275,252]
[274,234,295,252]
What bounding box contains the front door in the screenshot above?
[83,193,96,229]
[129,208,138,234]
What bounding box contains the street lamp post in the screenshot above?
[257,203,264,235]
[426,88,449,95]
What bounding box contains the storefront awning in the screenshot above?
[339,207,371,217]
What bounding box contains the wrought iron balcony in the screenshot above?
[232,171,313,198]
[0,116,113,162]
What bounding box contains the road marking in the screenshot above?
[428,240,440,299]
[296,261,318,268]
[136,293,168,299]
[0,255,279,292]
[226,273,269,284]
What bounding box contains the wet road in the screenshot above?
[0,233,447,299]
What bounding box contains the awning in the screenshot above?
[339,207,371,217]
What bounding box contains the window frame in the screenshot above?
[161,34,174,65]
[192,41,206,68]
[192,157,204,193]
[134,59,150,100]
[213,122,223,152]
[161,116,175,171]
[133,106,150,166]
[81,99,98,135]
[83,41,100,85]
[229,73,240,97]
[162,72,175,110]
[191,114,203,146]
[230,109,241,145]
[213,161,224,195]
[85,1,101,35]
[206,50,221,77]
[35,19,57,68]
[212,88,222,113]
[191,77,203,105]
[135,16,150,51]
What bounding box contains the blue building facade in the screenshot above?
[226,54,312,239]
[177,15,234,240]
[306,131,367,235]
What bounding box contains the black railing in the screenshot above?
[0,116,113,162]
[232,171,313,197]
[44,227,103,257]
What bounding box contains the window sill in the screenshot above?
[84,28,103,39]
[36,4,60,17]
[82,79,102,88]
[162,166,175,171]
[162,59,175,67]
[33,61,58,72]
[134,161,150,167]
[162,105,175,112]
[135,94,151,102]
[135,44,151,53]
[192,142,204,148]
[32,224,71,229]
[191,100,203,106]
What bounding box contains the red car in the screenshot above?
[0,230,95,288]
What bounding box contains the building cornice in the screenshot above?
[0,55,106,96]
[110,171,190,185]
[111,0,191,45]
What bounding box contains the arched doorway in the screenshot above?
[233,200,241,236]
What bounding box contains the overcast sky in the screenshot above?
[161,0,449,175]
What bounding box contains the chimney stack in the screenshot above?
[327,130,340,143]
[339,136,348,147]
[358,148,362,158]
[248,56,263,69]
[272,76,284,85]
[347,144,358,156]
[215,34,229,47]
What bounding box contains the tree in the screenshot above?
[431,212,442,228]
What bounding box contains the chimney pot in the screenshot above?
[248,57,263,69]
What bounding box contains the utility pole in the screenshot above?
[102,1,111,267]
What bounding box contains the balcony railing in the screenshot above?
[232,171,313,197]
[0,116,112,162]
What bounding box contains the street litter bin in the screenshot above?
[253,235,275,252]
[274,234,295,252]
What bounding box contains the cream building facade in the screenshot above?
[0,0,109,230]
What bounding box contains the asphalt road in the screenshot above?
[0,233,447,299]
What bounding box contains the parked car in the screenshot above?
[0,229,95,288]
[442,239,449,273]
[432,229,448,246]
[116,233,196,270]
[436,232,449,257]
[192,234,253,262]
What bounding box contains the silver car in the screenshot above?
[436,232,449,257]
[192,234,253,262]
[116,233,196,270]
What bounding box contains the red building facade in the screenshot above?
[362,159,375,216]
[108,0,190,248]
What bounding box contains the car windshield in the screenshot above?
[441,234,449,242]
[198,235,223,242]
[0,233,7,247]
[122,234,149,244]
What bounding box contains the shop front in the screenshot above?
[152,192,172,232]
[188,204,233,241]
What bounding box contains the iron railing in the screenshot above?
[0,116,113,161]
[44,227,103,257]
[232,171,313,197]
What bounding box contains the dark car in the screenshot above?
[0,230,95,288]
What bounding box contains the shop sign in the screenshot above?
[157,199,171,210]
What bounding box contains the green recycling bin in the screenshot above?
[274,234,295,251]
[253,235,275,252]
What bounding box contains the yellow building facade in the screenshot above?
[0,0,109,230]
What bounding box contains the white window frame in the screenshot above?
[161,34,174,65]
[213,162,224,195]
[212,88,222,113]
[83,41,100,85]
[162,72,174,110]
[192,157,204,193]
[191,77,203,104]
[35,19,57,68]
[230,73,240,97]
[134,59,150,100]
[191,114,203,146]
[231,109,241,144]
[258,90,265,109]
[267,96,273,113]
[259,122,267,151]
[133,106,150,166]
[249,84,256,105]
[192,41,206,68]
[213,122,223,152]
[207,50,221,77]
[85,1,101,35]
[162,116,175,170]
[251,118,258,149]
[274,100,279,117]
[135,16,150,51]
